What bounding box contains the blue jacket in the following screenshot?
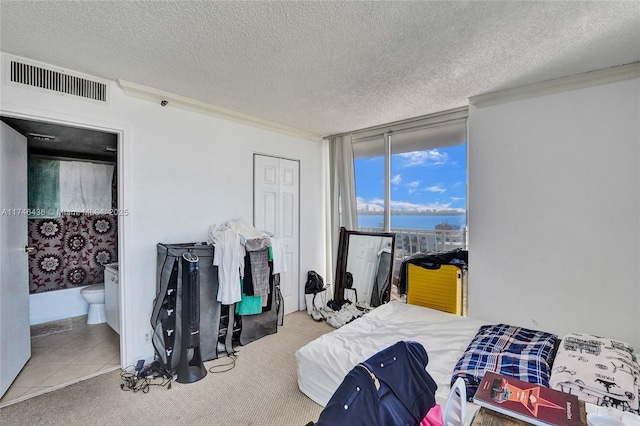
[315,341,437,426]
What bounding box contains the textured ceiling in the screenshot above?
[1,1,639,137]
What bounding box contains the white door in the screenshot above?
[254,155,300,315]
[0,122,31,398]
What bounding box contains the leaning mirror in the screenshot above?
[334,227,396,307]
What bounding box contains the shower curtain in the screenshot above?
[26,157,118,294]
[27,213,118,294]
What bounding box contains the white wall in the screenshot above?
[468,77,640,348]
[0,53,327,365]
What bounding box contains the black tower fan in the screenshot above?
[175,252,207,383]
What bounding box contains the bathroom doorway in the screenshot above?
[0,116,124,406]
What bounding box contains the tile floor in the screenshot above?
[0,316,120,407]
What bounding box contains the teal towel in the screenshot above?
[235,279,264,315]
[28,159,60,218]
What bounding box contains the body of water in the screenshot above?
[358,214,467,231]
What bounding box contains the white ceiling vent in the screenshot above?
[7,58,108,103]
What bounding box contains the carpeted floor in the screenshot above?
[0,311,333,426]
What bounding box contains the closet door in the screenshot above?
[254,155,300,315]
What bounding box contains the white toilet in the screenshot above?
[80,283,106,324]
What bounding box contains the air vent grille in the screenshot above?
[10,60,107,102]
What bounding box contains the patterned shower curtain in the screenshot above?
[27,213,118,294]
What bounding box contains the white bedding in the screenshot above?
[295,301,489,420]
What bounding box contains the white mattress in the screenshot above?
[295,301,488,421]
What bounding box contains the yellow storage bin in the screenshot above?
[406,263,463,315]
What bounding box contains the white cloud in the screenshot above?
[406,180,421,194]
[398,149,448,167]
[390,200,453,211]
[391,174,402,185]
[425,185,446,193]
[357,197,465,213]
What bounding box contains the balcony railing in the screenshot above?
[358,226,467,300]
[358,226,467,258]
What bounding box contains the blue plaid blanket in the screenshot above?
[451,324,557,400]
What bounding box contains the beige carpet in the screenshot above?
[1,311,333,426]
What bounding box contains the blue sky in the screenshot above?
[354,143,467,212]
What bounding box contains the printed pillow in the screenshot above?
[549,332,639,415]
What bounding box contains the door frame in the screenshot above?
[0,105,132,368]
[253,152,303,312]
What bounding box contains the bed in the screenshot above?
[296,300,640,425]
[295,300,489,419]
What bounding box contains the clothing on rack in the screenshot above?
[248,248,270,296]
[242,252,255,296]
[208,218,287,304]
[270,236,288,274]
[236,283,264,316]
[210,227,243,304]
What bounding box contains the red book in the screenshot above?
[473,371,581,426]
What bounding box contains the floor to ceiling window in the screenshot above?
[389,143,467,228]
[353,137,385,229]
[352,109,468,257]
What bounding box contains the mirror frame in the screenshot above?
[334,227,396,303]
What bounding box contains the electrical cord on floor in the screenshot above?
[208,353,238,373]
[120,362,173,393]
